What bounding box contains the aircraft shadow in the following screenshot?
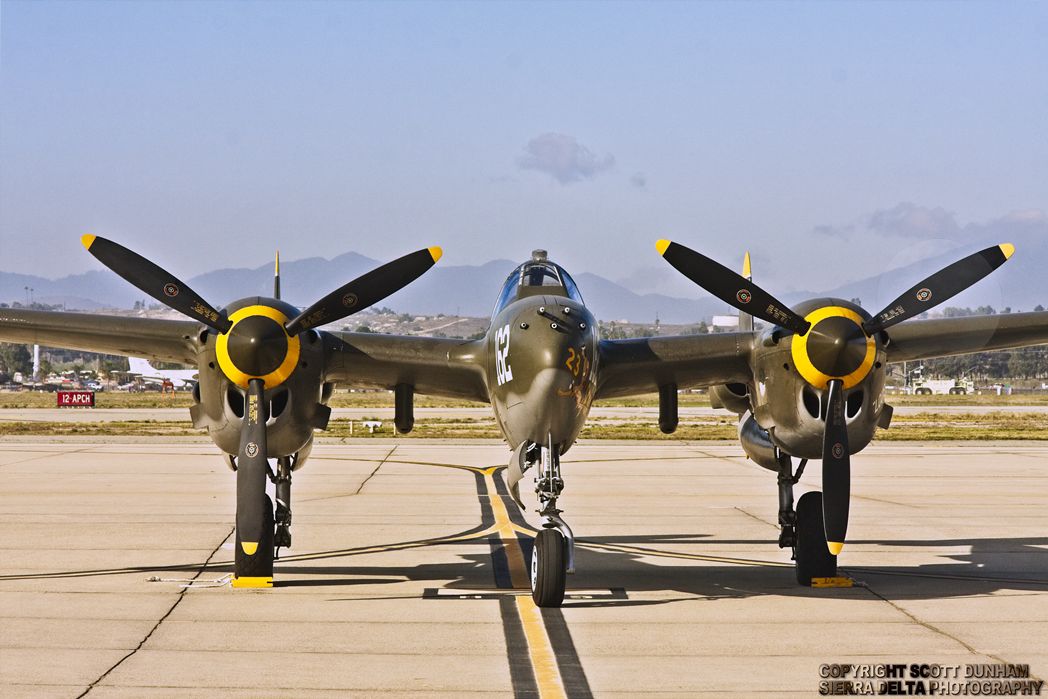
[4,534,1045,606]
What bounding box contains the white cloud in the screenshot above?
[517,133,615,184]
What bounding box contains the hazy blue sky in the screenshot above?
[2,1,1045,297]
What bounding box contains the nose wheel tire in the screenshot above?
[531,528,567,607]
[234,494,275,585]
[795,491,837,585]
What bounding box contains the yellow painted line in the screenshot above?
[516,596,567,699]
[484,471,567,699]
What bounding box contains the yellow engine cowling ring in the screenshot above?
[215,303,301,390]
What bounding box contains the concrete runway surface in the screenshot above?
[1,440,1046,697]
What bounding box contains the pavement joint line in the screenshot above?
[733,506,779,530]
[854,575,1045,683]
[0,444,97,469]
[842,567,1048,587]
[298,445,399,503]
[74,525,235,698]
[355,445,395,495]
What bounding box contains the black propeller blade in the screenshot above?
[863,243,1014,334]
[656,240,811,335]
[285,246,443,335]
[236,378,270,561]
[822,379,849,555]
[81,235,231,333]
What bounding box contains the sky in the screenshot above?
[2,0,1046,299]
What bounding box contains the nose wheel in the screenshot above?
[531,528,567,607]
[526,438,574,607]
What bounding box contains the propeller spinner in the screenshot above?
[657,238,1015,554]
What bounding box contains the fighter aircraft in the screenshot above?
[1,237,1046,607]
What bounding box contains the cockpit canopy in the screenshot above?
[492,252,584,317]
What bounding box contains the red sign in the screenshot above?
[57,391,95,407]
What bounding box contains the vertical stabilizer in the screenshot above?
[274,251,281,300]
[739,252,753,332]
[128,357,154,375]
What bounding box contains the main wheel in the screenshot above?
[234,494,275,585]
[795,491,837,585]
[531,528,567,607]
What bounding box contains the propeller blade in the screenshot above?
[822,379,850,555]
[656,240,811,335]
[236,379,269,557]
[81,235,231,333]
[864,243,1015,334]
[285,246,442,335]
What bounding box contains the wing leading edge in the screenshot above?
[596,332,754,399]
[0,308,199,364]
[884,310,1048,363]
[323,331,489,403]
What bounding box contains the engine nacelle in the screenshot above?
[738,411,780,471]
[709,382,751,415]
[749,298,888,460]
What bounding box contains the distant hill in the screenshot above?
[3,236,1045,323]
[787,235,1048,315]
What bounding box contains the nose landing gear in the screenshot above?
[526,438,574,607]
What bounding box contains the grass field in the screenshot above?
[3,410,1046,440]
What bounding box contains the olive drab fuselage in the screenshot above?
[487,294,599,453]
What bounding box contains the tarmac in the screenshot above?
[1,440,1046,698]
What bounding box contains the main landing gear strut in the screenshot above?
[273,456,293,557]
[516,437,575,607]
[775,452,837,584]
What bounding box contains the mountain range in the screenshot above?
[3,238,1045,324]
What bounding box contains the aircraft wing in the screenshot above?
[0,308,199,364]
[324,331,489,402]
[595,332,754,399]
[885,310,1048,363]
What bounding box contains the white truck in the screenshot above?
[910,377,975,395]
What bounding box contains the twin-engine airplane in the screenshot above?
[2,236,1046,606]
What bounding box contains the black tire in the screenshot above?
[795,491,837,585]
[531,528,567,607]
[235,494,275,581]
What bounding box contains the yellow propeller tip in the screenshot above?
[655,239,672,255]
[240,541,258,556]
[743,251,752,278]
[827,541,844,556]
[428,246,443,263]
[80,234,96,250]
[1000,243,1015,260]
